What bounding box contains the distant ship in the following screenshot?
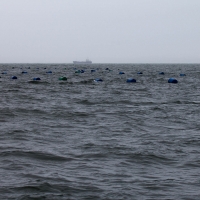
[73,59,92,64]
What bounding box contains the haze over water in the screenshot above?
[0,63,200,199]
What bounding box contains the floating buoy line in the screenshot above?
[0,67,187,84]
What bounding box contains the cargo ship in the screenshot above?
[73,59,92,64]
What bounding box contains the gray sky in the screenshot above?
[0,0,199,63]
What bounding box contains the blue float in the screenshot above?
[168,78,178,83]
[46,71,52,73]
[105,68,109,70]
[80,70,85,73]
[126,78,136,83]
[94,78,103,82]
[11,76,17,79]
[180,73,186,76]
[159,72,165,75]
[22,71,27,74]
[33,77,41,81]
[137,72,143,74]
[91,69,96,73]
[119,72,125,74]
[2,72,7,74]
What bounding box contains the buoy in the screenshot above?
[105,68,109,70]
[33,77,41,81]
[2,72,7,74]
[119,72,125,74]
[180,73,186,76]
[75,70,81,73]
[44,68,46,69]
[11,76,17,79]
[59,77,67,81]
[168,78,178,83]
[22,71,27,74]
[137,72,143,74]
[94,78,103,82]
[80,70,84,73]
[91,69,96,73]
[159,72,165,75]
[46,71,52,73]
[126,78,136,83]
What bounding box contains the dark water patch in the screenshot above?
[0,150,70,162]
[28,81,50,85]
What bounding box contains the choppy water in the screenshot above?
[0,63,200,200]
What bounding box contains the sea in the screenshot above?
[0,63,200,200]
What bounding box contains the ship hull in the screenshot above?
[73,60,92,64]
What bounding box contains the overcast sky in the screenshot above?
[0,0,199,63]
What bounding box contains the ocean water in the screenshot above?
[0,63,200,200]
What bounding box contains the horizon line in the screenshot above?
[0,62,200,65]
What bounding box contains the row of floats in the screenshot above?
[0,68,186,84]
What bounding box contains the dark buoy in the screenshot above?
[22,71,27,74]
[105,68,109,70]
[46,71,52,73]
[2,72,7,74]
[126,78,136,83]
[168,78,178,83]
[180,73,186,76]
[137,72,143,74]
[80,70,84,73]
[94,78,103,82]
[33,77,41,81]
[119,72,125,74]
[11,76,17,79]
[159,72,165,75]
[59,77,67,81]
[44,68,46,69]
[91,69,96,73]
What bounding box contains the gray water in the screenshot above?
[0,64,200,200]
